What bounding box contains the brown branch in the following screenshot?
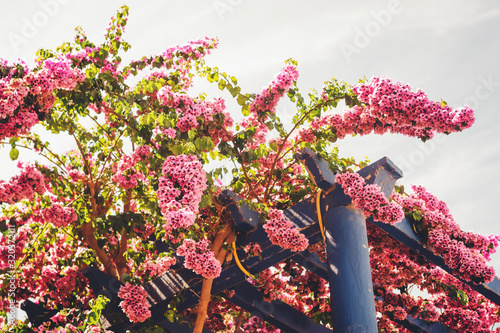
[234,308,245,333]
[17,137,67,172]
[69,127,122,279]
[114,190,132,278]
[95,129,126,181]
[193,278,214,333]
[263,98,342,202]
[240,162,263,203]
[114,230,129,279]
[80,221,118,279]
[193,224,234,333]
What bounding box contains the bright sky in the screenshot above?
[1,1,500,273]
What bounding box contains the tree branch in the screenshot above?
[193,224,234,333]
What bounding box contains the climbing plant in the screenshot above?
[1,5,499,333]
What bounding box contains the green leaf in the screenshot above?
[457,289,469,305]
[230,86,241,98]
[237,94,246,106]
[199,194,212,209]
[182,142,196,154]
[195,137,215,151]
[9,148,19,160]
[166,310,175,323]
[242,104,250,116]
[88,311,98,324]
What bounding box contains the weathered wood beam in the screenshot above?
[229,281,333,333]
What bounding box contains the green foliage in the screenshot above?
[83,295,110,328]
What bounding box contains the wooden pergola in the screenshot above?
[21,148,500,332]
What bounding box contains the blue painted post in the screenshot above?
[324,205,378,333]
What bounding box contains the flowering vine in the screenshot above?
[335,171,404,224]
[0,5,497,333]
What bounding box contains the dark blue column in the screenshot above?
[324,206,378,333]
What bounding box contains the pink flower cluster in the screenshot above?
[441,308,490,332]
[353,77,475,139]
[161,37,218,64]
[128,37,218,88]
[241,64,298,149]
[428,229,495,284]
[163,208,196,233]
[112,145,151,189]
[49,265,81,307]
[176,239,222,279]
[157,88,233,145]
[157,154,207,244]
[304,77,475,142]
[157,154,207,214]
[42,203,78,227]
[263,208,309,252]
[419,301,441,322]
[250,64,298,115]
[393,185,498,284]
[0,58,85,140]
[151,127,176,148]
[335,172,404,224]
[244,243,262,257]
[118,283,151,323]
[40,59,86,91]
[0,224,31,270]
[143,256,177,278]
[0,162,46,204]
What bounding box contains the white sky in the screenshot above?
[1,1,500,273]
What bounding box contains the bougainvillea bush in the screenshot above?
[1,5,499,333]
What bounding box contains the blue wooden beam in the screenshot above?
[292,251,456,333]
[219,189,260,232]
[19,300,58,328]
[357,156,403,197]
[369,217,500,306]
[229,281,333,333]
[83,266,212,332]
[296,148,337,191]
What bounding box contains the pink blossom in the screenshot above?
[0,162,46,204]
[250,64,298,115]
[42,203,78,227]
[263,209,309,252]
[118,283,151,323]
[335,172,404,224]
[143,256,176,278]
[112,145,151,190]
[177,239,222,279]
[157,154,207,215]
[307,76,475,142]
